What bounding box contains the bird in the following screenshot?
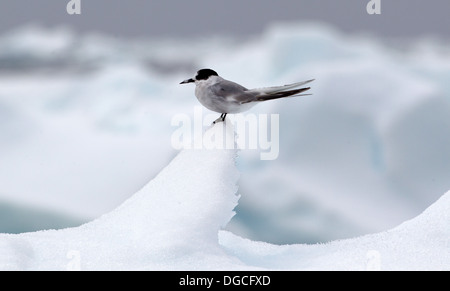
[180,68,314,124]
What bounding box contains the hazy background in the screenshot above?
[0,0,449,244]
[1,0,450,40]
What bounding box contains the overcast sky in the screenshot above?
[0,0,449,40]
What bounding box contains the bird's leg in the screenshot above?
[213,113,227,124]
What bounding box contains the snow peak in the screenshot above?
[179,275,213,288]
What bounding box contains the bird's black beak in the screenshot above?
[180,78,195,84]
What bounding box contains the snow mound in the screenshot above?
[220,192,450,270]
[0,123,448,270]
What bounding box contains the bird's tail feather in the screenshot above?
[252,79,315,94]
[243,87,311,103]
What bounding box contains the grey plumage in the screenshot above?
[181,69,314,123]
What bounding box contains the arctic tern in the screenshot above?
[180,69,314,124]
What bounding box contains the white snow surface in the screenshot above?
[0,124,448,271]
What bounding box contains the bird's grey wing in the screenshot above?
[210,79,314,105]
[248,79,315,94]
[209,80,259,103]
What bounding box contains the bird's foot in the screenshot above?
[212,113,227,125]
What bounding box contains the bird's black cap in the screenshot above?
[195,69,218,81]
